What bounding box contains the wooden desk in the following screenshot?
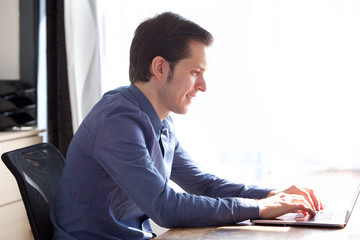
[156,170,360,240]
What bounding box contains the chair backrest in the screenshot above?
[1,143,65,240]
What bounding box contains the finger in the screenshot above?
[291,195,316,217]
[303,187,323,211]
[296,187,317,211]
[302,206,316,217]
[297,201,316,217]
[301,210,308,216]
[297,186,322,212]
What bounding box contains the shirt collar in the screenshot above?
[128,83,162,137]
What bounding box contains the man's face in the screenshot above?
[158,41,207,115]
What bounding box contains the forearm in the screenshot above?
[149,185,262,227]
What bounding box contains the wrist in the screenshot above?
[267,189,279,198]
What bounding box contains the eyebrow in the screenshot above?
[192,65,207,71]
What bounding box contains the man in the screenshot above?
[50,12,323,239]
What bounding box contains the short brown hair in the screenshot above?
[129,12,213,83]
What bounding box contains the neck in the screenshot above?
[134,81,169,121]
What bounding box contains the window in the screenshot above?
[71,0,360,182]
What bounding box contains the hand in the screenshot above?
[258,185,324,219]
[268,185,324,212]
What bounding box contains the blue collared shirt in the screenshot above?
[50,84,272,240]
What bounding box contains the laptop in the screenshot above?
[251,184,360,228]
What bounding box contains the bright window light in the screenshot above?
[96,0,360,182]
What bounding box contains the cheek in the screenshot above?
[184,75,197,88]
[171,73,196,95]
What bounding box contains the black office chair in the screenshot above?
[1,143,65,240]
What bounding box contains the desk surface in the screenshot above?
[156,170,360,240]
[0,128,44,142]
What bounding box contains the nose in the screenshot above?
[196,76,207,92]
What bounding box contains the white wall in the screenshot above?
[0,0,20,80]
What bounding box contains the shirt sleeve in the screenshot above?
[93,108,267,228]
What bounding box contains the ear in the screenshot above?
[151,56,169,81]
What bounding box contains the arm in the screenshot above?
[167,131,324,220]
[94,110,261,227]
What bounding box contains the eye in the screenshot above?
[192,70,201,76]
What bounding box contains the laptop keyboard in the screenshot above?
[295,211,334,222]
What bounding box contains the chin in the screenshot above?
[173,107,189,115]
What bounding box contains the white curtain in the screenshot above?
[65,0,102,130]
[65,0,360,182]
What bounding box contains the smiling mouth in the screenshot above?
[186,95,195,101]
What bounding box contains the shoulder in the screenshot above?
[104,88,156,133]
[89,87,141,120]
[101,86,138,111]
[79,87,153,137]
